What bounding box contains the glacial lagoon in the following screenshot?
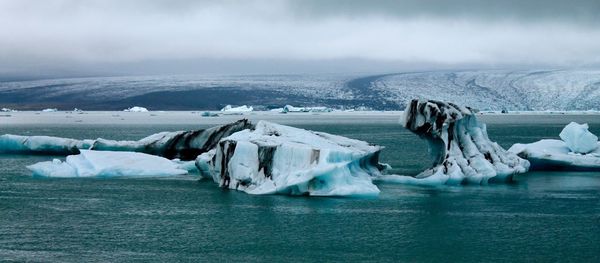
[1,112,599,262]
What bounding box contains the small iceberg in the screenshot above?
[384,99,529,185]
[0,134,94,155]
[27,150,188,178]
[220,105,253,114]
[559,122,598,154]
[509,122,600,171]
[123,106,149,112]
[42,108,58,112]
[195,120,387,197]
[281,105,332,113]
[1,108,16,112]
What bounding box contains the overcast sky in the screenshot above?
[1,0,600,77]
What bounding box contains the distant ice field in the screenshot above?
[1,70,600,111]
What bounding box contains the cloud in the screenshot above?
[1,0,600,76]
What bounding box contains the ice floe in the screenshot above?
[27,150,189,178]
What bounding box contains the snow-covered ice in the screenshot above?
[27,150,188,178]
[123,106,149,112]
[509,123,600,171]
[0,134,94,155]
[388,99,529,185]
[559,122,598,154]
[195,120,386,197]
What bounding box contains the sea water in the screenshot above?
[1,114,599,262]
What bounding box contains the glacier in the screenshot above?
[509,123,600,171]
[195,120,387,197]
[27,150,190,178]
[385,99,529,185]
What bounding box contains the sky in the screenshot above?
[1,0,600,78]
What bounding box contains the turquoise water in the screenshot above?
[1,116,599,262]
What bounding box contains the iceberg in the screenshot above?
[0,120,253,160]
[42,108,58,112]
[509,123,600,171]
[27,150,188,178]
[195,120,386,197]
[559,122,598,154]
[123,106,149,112]
[1,108,16,112]
[220,105,253,113]
[91,119,253,160]
[0,134,94,155]
[281,105,332,113]
[395,99,529,185]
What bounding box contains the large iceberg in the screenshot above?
[559,122,598,154]
[195,120,386,197]
[27,150,189,178]
[0,120,253,160]
[509,122,600,171]
[0,134,94,155]
[387,99,529,185]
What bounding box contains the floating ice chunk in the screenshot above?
[27,150,188,178]
[509,140,600,171]
[220,105,253,113]
[195,120,386,197]
[91,119,253,160]
[1,108,16,112]
[282,105,332,113]
[42,108,58,112]
[123,106,148,112]
[559,122,598,154]
[399,99,529,185]
[1,120,253,160]
[0,134,93,155]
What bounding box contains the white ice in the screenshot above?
[559,122,598,154]
[27,150,189,178]
[41,108,58,112]
[123,106,149,112]
[220,105,253,113]
[196,120,384,197]
[509,123,600,171]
